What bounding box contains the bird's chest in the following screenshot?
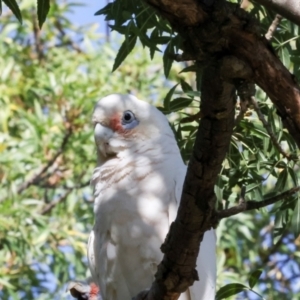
[94,185,171,244]
[93,165,174,257]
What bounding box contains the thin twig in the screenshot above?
[17,129,72,194]
[250,96,294,160]
[259,224,286,265]
[32,14,44,62]
[235,80,255,125]
[216,186,300,219]
[40,190,72,215]
[234,99,249,126]
[34,180,90,190]
[55,19,82,53]
[265,14,283,41]
[238,185,246,205]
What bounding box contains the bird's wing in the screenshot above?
[87,229,97,281]
[189,229,216,300]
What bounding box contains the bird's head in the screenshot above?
[92,94,172,163]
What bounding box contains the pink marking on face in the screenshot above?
[109,113,123,132]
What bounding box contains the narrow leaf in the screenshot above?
[216,283,249,300]
[179,64,197,73]
[163,83,178,111]
[3,0,22,23]
[163,40,174,78]
[156,106,169,115]
[274,168,288,194]
[186,91,201,98]
[150,36,171,45]
[288,167,298,186]
[248,269,263,288]
[170,97,193,112]
[112,35,137,72]
[180,79,192,93]
[37,0,50,29]
[291,194,300,237]
[94,3,112,16]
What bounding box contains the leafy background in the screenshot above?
[0,0,300,299]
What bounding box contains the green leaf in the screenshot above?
[156,106,169,114]
[248,269,263,288]
[186,90,201,98]
[180,79,192,93]
[163,39,174,78]
[109,24,127,34]
[0,0,2,15]
[291,194,300,237]
[179,64,197,73]
[288,167,298,186]
[215,175,224,202]
[150,36,171,45]
[163,83,178,111]
[112,34,137,72]
[274,168,288,194]
[170,97,193,112]
[37,0,50,28]
[94,3,113,19]
[149,27,159,59]
[216,283,249,300]
[3,0,22,23]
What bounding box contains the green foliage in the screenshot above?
[37,0,50,28]
[2,0,22,23]
[0,2,171,299]
[215,269,264,299]
[1,0,51,27]
[1,0,300,299]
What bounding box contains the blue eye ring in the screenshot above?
[122,110,135,124]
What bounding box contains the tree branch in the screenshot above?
[144,0,300,148]
[32,13,44,62]
[215,186,300,219]
[234,99,249,126]
[234,80,256,126]
[40,190,72,215]
[250,96,295,160]
[265,14,282,41]
[253,0,300,27]
[16,128,72,194]
[135,59,236,299]
[33,180,90,190]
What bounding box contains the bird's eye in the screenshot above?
[122,110,135,124]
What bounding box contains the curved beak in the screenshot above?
[94,123,113,157]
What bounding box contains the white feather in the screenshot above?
[88,94,216,300]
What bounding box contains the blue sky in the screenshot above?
[68,1,107,32]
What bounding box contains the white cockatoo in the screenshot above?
[88,94,216,300]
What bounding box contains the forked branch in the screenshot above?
[216,186,300,220]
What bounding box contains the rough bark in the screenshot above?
[253,0,300,27]
[135,61,236,299]
[144,0,300,147]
